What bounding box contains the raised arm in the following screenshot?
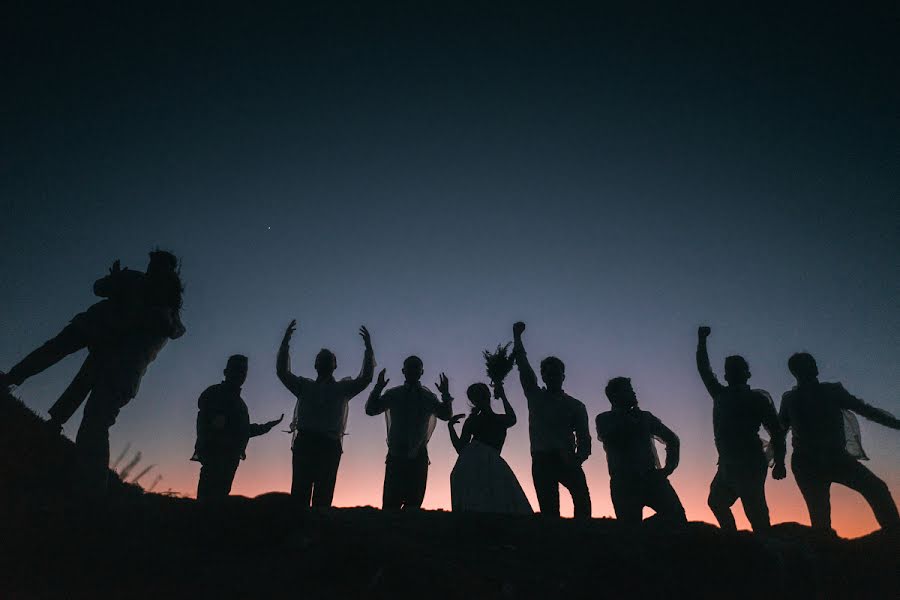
[342,326,376,398]
[433,373,454,421]
[495,382,517,428]
[650,416,681,476]
[696,326,723,397]
[365,369,391,416]
[512,322,540,400]
[838,385,900,430]
[758,391,787,478]
[276,320,304,396]
[574,402,591,463]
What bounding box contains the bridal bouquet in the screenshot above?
[483,342,514,397]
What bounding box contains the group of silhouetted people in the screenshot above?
[3,249,899,535]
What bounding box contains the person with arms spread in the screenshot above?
[366,356,452,510]
[277,319,375,508]
[780,352,900,532]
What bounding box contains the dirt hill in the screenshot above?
[1,389,897,599]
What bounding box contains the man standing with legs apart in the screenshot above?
[192,355,283,501]
[277,320,375,508]
[780,352,900,532]
[596,377,686,525]
[696,326,786,532]
[366,357,453,510]
[512,322,591,519]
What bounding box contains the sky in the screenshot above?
[1,3,898,537]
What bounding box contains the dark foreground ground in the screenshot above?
[1,391,898,599]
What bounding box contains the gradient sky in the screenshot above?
[2,3,898,537]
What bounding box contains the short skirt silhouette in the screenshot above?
[450,440,533,514]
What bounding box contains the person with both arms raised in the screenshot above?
[696,326,786,532]
[192,354,283,501]
[277,319,375,508]
[366,356,453,510]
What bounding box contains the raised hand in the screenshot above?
[436,372,450,396]
[359,326,372,349]
[449,413,466,427]
[772,462,787,480]
[264,414,285,431]
[283,319,297,344]
[376,368,390,389]
[513,322,526,338]
[698,326,711,339]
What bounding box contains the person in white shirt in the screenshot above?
[277,319,375,508]
[365,356,453,510]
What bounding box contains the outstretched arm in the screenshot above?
[651,416,681,476]
[448,414,472,454]
[512,322,540,401]
[839,386,900,430]
[344,326,375,398]
[433,373,454,421]
[696,326,723,397]
[249,414,285,438]
[365,369,391,416]
[495,383,517,428]
[276,320,304,396]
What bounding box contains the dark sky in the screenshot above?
[2,2,898,535]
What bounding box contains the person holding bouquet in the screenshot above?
[448,342,533,514]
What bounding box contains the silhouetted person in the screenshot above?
[780,352,900,531]
[512,322,591,519]
[448,382,532,513]
[696,326,786,532]
[365,357,453,510]
[192,355,283,501]
[596,377,686,525]
[1,252,185,407]
[277,319,375,508]
[1,250,185,497]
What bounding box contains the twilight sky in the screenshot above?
[2,3,898,537]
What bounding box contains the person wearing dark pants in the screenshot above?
[531,451,591,519]
[277,319,375,508]
[512,322,592,519]
[366,357,453,510]
[696,326,786,532]
[383,449,430,510]
[780,352,900,531]
[596,377,686,526]
[193,355,283,502]
[291,430,343,506]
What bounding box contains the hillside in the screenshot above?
[1,389,897,599]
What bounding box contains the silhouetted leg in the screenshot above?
[6,324,88,386]
[792,453,832,530]
[708,467,739,531]
[198,456,240,501]
[531,452,560,517]
[48,354,96,426]
[291,443,315,507]
[405,451,429,510]
[830,455,900,529]
[645,474,686,524]
[383,455,405,510]
[610,477,643,524]
[559,462,592,520]
[311,438,342,508]
[75,384,126,498]
[736,460,771,532]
